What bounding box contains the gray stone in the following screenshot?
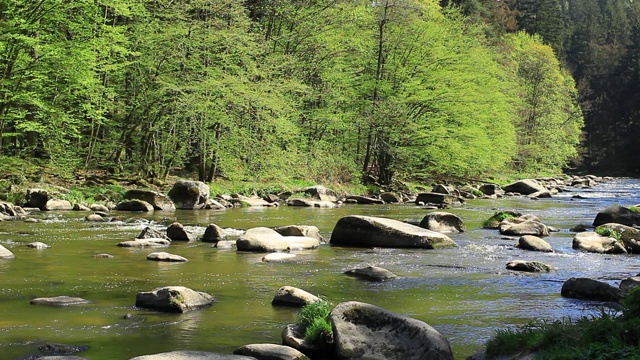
[272,286,321,307]
[27,241,50,249]
[147,252,188,262]
[331,301,454,360]
[345,195,384,205]
[167,222,193,241]
[30,296,91,306]
[231,195,273,207]
[135,286,215,313]
[202,224,225,243]
[273,225,325,243]
[237,227,319,252]
[478,184,503,196]
[137,227,170,240]
[506,260,553,272]
[233,344,309,360]
[419,212,465,233]
[25,188,49,210]
[330,215,457,249]
[516,235,553,252]
[89,203,109,212]
[572,232,627,254]
[73,203,91,211]
[263,253,298,263]
[125,189,176,211]
[561,277,623,302]
[45,199,73,211]
[499,218,550,237]
[117,239,171,247]
[593,205,640,227]
[129,351,255,360]
[414,192,463,206]
[620,277,640,294]
[345,265,397,281]
[0,244,15,259]
[93,253,114,259]
[297,185,338,202]
[286,198,337,208]
[85,213,105,222]
[380,192,402,203]
[503,179,547,195]
[167,180,210,210]
[116,200,154,212]
[596,223,640,253]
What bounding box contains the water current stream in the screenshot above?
[1,178,639,359]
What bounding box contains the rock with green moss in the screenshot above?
[595,223,640,254]
[506,260,553,272]
[135,286,215,313]
[482,211,521,229]
[330,301,454,360]
[572,232,627,254]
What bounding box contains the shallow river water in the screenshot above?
[1,179,639,359]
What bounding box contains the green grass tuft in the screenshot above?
[482,211,517,228]
[298,300,333,345]
[595,227,622,241]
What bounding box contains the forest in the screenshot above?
[0,0,635,187]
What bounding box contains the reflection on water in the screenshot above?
[0,178,639,359]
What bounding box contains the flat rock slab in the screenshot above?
[129,351,256,360]
[237,227,319,252]
[330,301,454,360]
[506,260,553,272]
[0,244,15,259]
[286,198,337,208]
[272,286,321,307]
[30,296,91,306]
[572,232,627,254]
[147,252,188,262]
[135,286,215,313]
[262,253,298,263]
[27,242,50,249]
[344,265,397,281]
[561,277,623,302]
[233,344,309,360]
[118,239,171,247]
[330,215,457,249]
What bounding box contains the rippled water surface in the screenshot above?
[1,178,639,359]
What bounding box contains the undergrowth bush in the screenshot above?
[595,227,622,241]
[298,300,333,345]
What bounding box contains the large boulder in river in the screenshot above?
[561,277,623,302]
[0,245,15,259]
[330,301,454,360]
[201,223,225,243]
[116,200,154,212]
[167,180,210,210]
[502,179,547,195]
[330,215,457,249]
[419,212,465,233]
[516,235,553,252]
[572,232,627,254]
[237,227,319,252]
[596,223,640,253]
[44,199,73,211]
[25,188,49,210]
[593,205,640,227]
[506,260,553,273]
[478,183,503,196]
[117,238,171,247]
[287,198,337,208]
[125,189,175,211]
[415,192,463,206]
[167,222,193,241]
[344,265,397,281]
[273,225,325,242]
[135,286,215,313]
[297,185,338,202]
[499,217,550,237]
[345,195,384,205]
[272,286,321,307]
[137,227,170,240]
[130,351,255,360]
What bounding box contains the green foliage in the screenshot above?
[64,185,126,205]
[629,206,640,213]
[298,300,333,345]
[482,211,517,228]
[595,227,622,241]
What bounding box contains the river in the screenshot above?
[1,178,639,359]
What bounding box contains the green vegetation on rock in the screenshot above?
[595,227,622,242]
[298,300,333,345]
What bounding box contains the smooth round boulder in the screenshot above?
[117,239,171,247]
[297,185,338,202]
[30,296,91,306]
[596,223,640,253]
[201,224,225,243]
[89,203,109,212]
[27,242,50,249]
[330,301,454,360]
[129,351,255,360]
[263,253,298,263]
[273,225,324,242]
[167,222,193,241]
[572,232,627,254]
[85,213,105,222]
[272,286,321,307]
[233,344,309,360]
[137,227,170,240]
[419,212,465,233]
[45,199,73,211]
[147,252,188,262]
[330,215,457,249]
[167,180,210,210]
[593,205,640,227]
[380,192,401,203]
[0,244,15,259]
[502,179,547,195]
[135,286,215,313]
[499,218,550,237]
[237,227,319,252]
[344,265,397,281]
[124,189,175,211]
[116,200,154,212]
[561,277,623,302]
[506,260,553,272]
[73,203,91,211]
[516,235,553,252]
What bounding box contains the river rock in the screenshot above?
[330,215,457,249]
[215,240,237,249]
[345,195,384,205]
[167,180,210,210]
[380,192,401,203]
[116,200,154,212]
[73,203,91,211]
[419,211,465,233]
[506,260,553,272]
[273,225,325,242]
[135,286,215,313]
[205,198,228,210]
[572,232,627,254]
[478,184,503,196]
[0,244,15,259]
[202,223,225,243]
[528,190,552,199]
[297,185,338,202]
[561,277,623,302]
[137,227,170,240]
[344,265,397,281]
[281,323,333,358]
[499,217,550,236]
[231,195,273,207]
[330,301,454,360]
[482,210,522,229]
[595,223,640,253]
[30,296,91,306]
[27,242,50,249]
[167,222,193,241]
[286,198,337,208]
[25,188,49,210]
[30,342,90,358]
[503,179,547,195]
[233,344,308,360]
[263,253,298,263]
[125,189,175,211]
[414,192,463,206]
[85,213,105,222]
[117,238,171,247]
[89,203,109,212]
[0,201,25,217]
[93,253,114,259]
[516,235,553,252]
[147,252,188,262]
[272,286,321,307]
[129,351,255,359]
[620,277,640,294]
[45,199,73,211]
[237,227,319,252]
[593,205,640,227]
